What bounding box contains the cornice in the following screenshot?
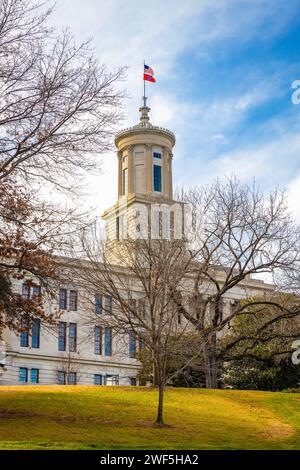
[115,125,175,147]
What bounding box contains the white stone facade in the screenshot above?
[0,273,273,386]
[1,278,140,386]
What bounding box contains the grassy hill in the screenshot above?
[0,385,300,450]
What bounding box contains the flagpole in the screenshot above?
[143,59,146,106]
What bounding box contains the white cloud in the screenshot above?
[287,174,300,223]
[172,130,300,224]
[47,0,300,225]
[50,0,294,122]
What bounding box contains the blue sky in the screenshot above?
[51,0,300,220]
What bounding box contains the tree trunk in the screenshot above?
[204,352,218,388]
[203,335,218,389]
[155,381,165,426]
[152,361,159,387]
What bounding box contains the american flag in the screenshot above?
[144,64,154,76]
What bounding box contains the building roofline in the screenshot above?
[115,125,176,147]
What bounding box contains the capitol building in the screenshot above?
[0,99,272,386]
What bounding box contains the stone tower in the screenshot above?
[102,98,180,244]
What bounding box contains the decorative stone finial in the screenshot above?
[138,96,152,128]
[115,96,175,146]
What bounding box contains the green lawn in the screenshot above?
[0,385,300,449]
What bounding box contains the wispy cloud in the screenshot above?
[287,174,300,222]
[50,0,300,223]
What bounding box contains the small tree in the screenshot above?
[70,232,200,426]
[58,350,82,384]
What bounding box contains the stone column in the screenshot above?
[169,152,173,199]
[163,147,170,197]
[146,144,152,192]
[117,150,122,197]
[127,145,133,195]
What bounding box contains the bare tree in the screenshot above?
[68,231,200,426]
[0,0,125,335]
[58,350,82,384]
[0,0,125,194]
[174,178,300,388]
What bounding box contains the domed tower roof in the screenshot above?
[115,97,175,148]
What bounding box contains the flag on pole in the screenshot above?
[144,64,156,83]
[144,64,154,76]
[144,74,155,82]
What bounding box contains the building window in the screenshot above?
[122,168,128,195]
[69,323,77,352]
[129,299,136,315]
[94,374,103,385]
[153,152,162,159]
[32,286,41,297]
[138,337,145,352]
[94,326,102,355]
[95,294,102,315]
[57,371,66,385]
[105,374,119,386]
[30,368,39,384]
[170,211,175,240]
[159,210,163,238]
[22,283,30,299]
[120,214,125,238]
[69,290,78,311]
[116,214,125,241]
[130,377,137,386]
[19,367,28,383]
[20,319,29,347]
[58,321,67,351]
[104,295,112,315]
[31,319,40,349]
[67,372,76,385]
[116,216,120,241]
[138,299,146,318]
[22,284,41,299]
[129,332,136,358]
[104,327,112,356]
[153,165,162,192]
[59,288,67,310]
